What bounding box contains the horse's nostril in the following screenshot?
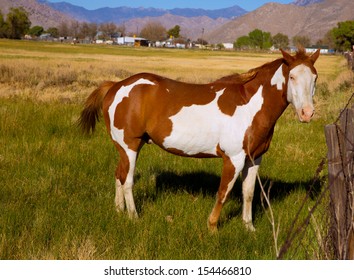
[302,108,314,118]
[300,107,314,122]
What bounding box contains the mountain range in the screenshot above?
[38,1,247,21]
[0,0,353,44]
[206,0,354,43]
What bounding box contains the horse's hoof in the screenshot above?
[207,220,218,234]
[244,222,256,232]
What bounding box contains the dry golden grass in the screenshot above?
[0,40,348,104]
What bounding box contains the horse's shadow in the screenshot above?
[156,171,221,197]
[139,170,322,227]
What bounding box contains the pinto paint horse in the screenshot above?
[79,48,320,231]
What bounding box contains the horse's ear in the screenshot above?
[280,49,294,65]
[310,48,320,64]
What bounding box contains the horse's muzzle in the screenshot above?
[298,106,314,123]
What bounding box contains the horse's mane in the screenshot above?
[214,58,283,85]
[214,47,312,85]
[293,45,309,60]
[213,71,257,85]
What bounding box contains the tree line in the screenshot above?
[0,7,183,43]
[234,22,354,51]
[1,6,353,52]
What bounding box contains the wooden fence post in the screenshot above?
[325,105,354,259]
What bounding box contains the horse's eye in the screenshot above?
[290,75,295,81]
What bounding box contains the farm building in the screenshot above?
[223,43,234,50]
[116,36,149,47]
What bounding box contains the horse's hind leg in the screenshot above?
[114,141,142,218]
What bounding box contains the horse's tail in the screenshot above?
[78,81,116,134]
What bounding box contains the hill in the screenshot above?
[0,0,74,29]
[123,14,229,40]
[206,0,354,44]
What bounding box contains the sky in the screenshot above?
[47,1,294,11]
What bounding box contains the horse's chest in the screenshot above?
[162,86,264,157]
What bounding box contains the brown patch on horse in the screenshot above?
[216,84,248,116]
[213,72,258,116]
[241,59,288,159]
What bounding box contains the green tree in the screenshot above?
[331,20,354,51]
[6,7,31,39]
[167,25,181,39]
[28,25,44,37]
[262,31,272,49]
[0,10,7,38]
[272,33,289,49]
[248,29,272,49]
[292,35,311,48]
[234,35,251,49]
[47,27,59,38]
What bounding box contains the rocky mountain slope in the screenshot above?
[205,0,354,43]
[0,0,74,29]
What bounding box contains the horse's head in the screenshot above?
[281,48,320,123]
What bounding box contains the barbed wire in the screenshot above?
[277,92,354,259]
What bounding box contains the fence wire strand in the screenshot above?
[277,92,354,259]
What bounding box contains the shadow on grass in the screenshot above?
[150,170,323,228]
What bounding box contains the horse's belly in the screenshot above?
[161,85,264,158]
[162,125,220,156]
[161,102,222,156]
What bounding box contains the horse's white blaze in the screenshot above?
[287,64,316,122]
[108,78,155,150]
[163,86,264,158]
[271,64,285,90]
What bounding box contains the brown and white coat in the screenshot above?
[79,48,320,231]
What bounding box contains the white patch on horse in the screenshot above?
[108,78,155,150]
[163,86,264,158]
[271,64,285,90]
[163,89,224,155]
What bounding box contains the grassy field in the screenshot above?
[0,39,353,259]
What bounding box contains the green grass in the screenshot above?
[0,97,336,260]
[0,40,353,260]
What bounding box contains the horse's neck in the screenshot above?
[247,61,290,123]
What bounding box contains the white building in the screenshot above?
[117,36,148,46]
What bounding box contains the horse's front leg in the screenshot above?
[241,156,262,232]
[208,153,245,232]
